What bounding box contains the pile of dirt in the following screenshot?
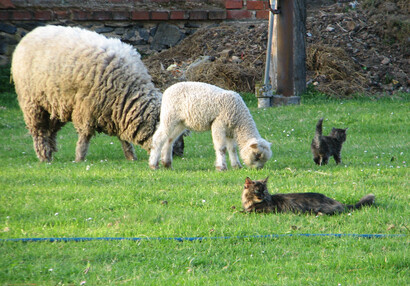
[306,0,409,96]
[306,44,368,96]
[143,23,267,92]
[143,0,409,97]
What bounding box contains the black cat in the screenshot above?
[311,118,348,165]
[242,177,375,215]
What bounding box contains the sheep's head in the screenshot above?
[240,138,272,169]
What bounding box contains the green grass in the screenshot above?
[0,83,409,285]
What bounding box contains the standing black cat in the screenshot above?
[242,177,375,215]
[311,118,348,165]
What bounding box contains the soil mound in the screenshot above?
[143,0,409,97]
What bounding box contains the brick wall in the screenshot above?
[0,0,270,66]
[0,0,270,21]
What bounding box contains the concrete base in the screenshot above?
[257,97,272,108]
[272,95,301,106]
[257,95,301,108]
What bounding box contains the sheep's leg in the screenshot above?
[48,119,65,153]
[119,139,137,161]
[160,124,186,169]
[211,122,228,171]
[75,133,93,162]
[32,133,53,162]
[32,126,63,162]
[227,138,242,169]
[26,108,63,162]
[149,125,168,169]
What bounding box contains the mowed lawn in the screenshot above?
[0,87,408,285]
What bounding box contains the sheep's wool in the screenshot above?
[12,25,162,161]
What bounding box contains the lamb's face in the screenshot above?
[240,139,272,169]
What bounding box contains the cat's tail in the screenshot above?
[313,118,324,147]
[346,194,375,210]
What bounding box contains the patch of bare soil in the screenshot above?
[143,0,409,97]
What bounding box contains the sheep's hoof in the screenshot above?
[162,161,172,169]
[149,164,159,170]
[38,156,52,163]
[232,164,242,169]
[216,166,227,172]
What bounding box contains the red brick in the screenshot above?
[227,9,252,19]
[112,11,129,20]
[12,10,32,20]
[0,0,15,9]
[34,10,52,21]
[209,10,226,20]
[72,10,92,21]
[131,11,149,20]
[151,11,169,20]
[0,10,11,20]
[93,11,112,21]
[54,10,70,20]
[225,0,243,9]
[256,10,269,19]
[247,1,266,10]
[189,10,207,20]
[170,11,188,20]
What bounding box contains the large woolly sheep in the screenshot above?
[149,82,272,171]
[11,25,184,162]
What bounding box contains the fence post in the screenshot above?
[270,0,306,106]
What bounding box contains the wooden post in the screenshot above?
[270,0,306,105]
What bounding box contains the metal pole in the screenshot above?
[263,0,275,85]
[257,0,278,108]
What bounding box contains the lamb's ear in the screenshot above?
[244,177,253,188]
[263,176,269,183]
[248,138,258,149]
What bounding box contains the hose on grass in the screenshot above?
[0,233,406,243]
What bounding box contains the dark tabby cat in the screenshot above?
[242,177,375,215]
[311,118,348,165]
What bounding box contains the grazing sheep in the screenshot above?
[149,81,272,171]
[11,25,184,162]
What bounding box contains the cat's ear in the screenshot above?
[245,177,253,188]
[263,176,269,183]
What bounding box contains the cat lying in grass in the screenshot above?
[242,177,375,215]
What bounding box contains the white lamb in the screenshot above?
[149,82,272,170]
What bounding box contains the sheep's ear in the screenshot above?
[263,176,269,183]
[250,143,258,149]
[345,127,348,132]
[245,177,253,188]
